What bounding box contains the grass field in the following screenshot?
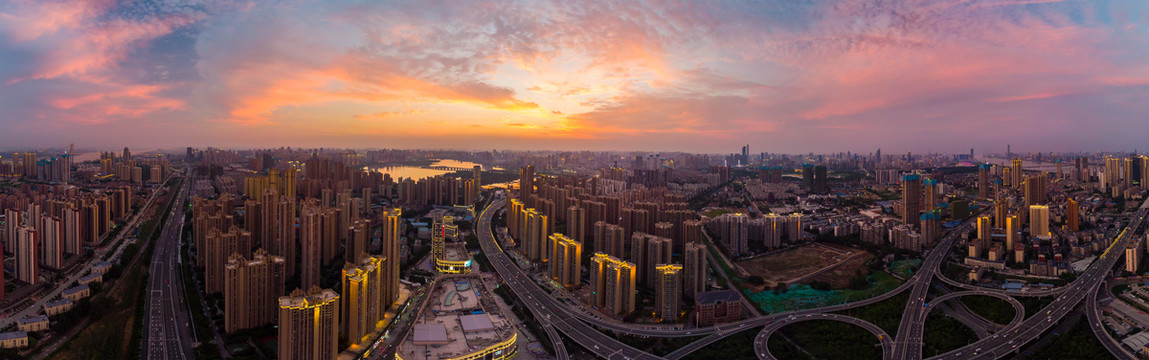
[48,261,149,360]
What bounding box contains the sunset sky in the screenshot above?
[2,0,1148,153]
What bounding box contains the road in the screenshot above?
[752,312,893,360]
[0,176,170,330]
[928,201,1148,360]
[477,196,653,360]
[142,177,193,360]
[1088,280,1137,359]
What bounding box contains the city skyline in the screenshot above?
[2,0,1149,152]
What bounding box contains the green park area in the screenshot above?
[743,271,904,314]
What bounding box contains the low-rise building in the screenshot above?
[17,315,49,332]
[92,262,112,275]
[695,290,742,326]
[0,331,28,349]
[44,299,74,316]
[62,284,91,301]
[395,274,516,360]
[78,273,103,286]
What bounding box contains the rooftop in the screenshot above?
[397,274,513,360]
[696,290,741,305]
[18,315,48,325]
[0,331,27,341]
[62,284,89,296]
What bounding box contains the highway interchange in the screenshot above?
[474,190,1149,360]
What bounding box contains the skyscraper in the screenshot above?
[813,165,828,194]
[278,287,340,360]
[802,164,815,190]
[40,216,63,269]
[1006,215,1020,259]
[655,263,683,322]
[567,205,586,245]
[346,219,369,262]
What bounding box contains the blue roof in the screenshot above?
[903,174,920,181]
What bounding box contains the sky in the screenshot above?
[1,0,1148,154]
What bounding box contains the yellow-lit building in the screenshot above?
[1029,205,1050,239]
[590,252,636,316]
[278,287,340,360]
[654,263,683,322]
[342,255,383,344]
[549,234,582,288]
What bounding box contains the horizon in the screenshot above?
[2,0,1149,152]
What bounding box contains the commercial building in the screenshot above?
[278,287,340,360]
[695,290,742,326]
[395,274,517,360]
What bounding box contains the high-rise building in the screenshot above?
[16,226,38,284]
[472,165,482,200]
[300,203,323,290]
[519,165,534,200]
[1029,205,1050,239]
[590,253,636,316]
[901,174,921,223]
[813,165,828,194]
[1011,159,1023,189]
[1006,215,1020,259]
[1067,198,1080,232]
[205,226,252,294]
[975,216,992,257]
[62,208,82,256]
[341,255,383,344]
[978,163,991,198]
[275,196,297,276]
[1002,167,1012,187]
[802,164,815,189]
[593,221,625,257]
[549,234,582,288]
[993,199,1007,228]
[1024,174,1046,207]
[923,178,938,211]
[39,217,63,269]
[225,249,286,333]
[654,263,683,322]
[645,236,672,288]
[380,208,401,309]
[523,209,548,262]
[683,242,707,299]
[787,213,804,242]
[567,205,586,245]
[278,287,340,360]
[346,219,369,262]
[709,213,748,256]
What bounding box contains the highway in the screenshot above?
[928,202,1148,360]
[142,177,193,360]
[752,312,893,360]
[0,176,170,330]
[477,196,658,360]
[1087,279,1136,359]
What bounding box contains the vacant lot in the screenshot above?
[739,243,870,288]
